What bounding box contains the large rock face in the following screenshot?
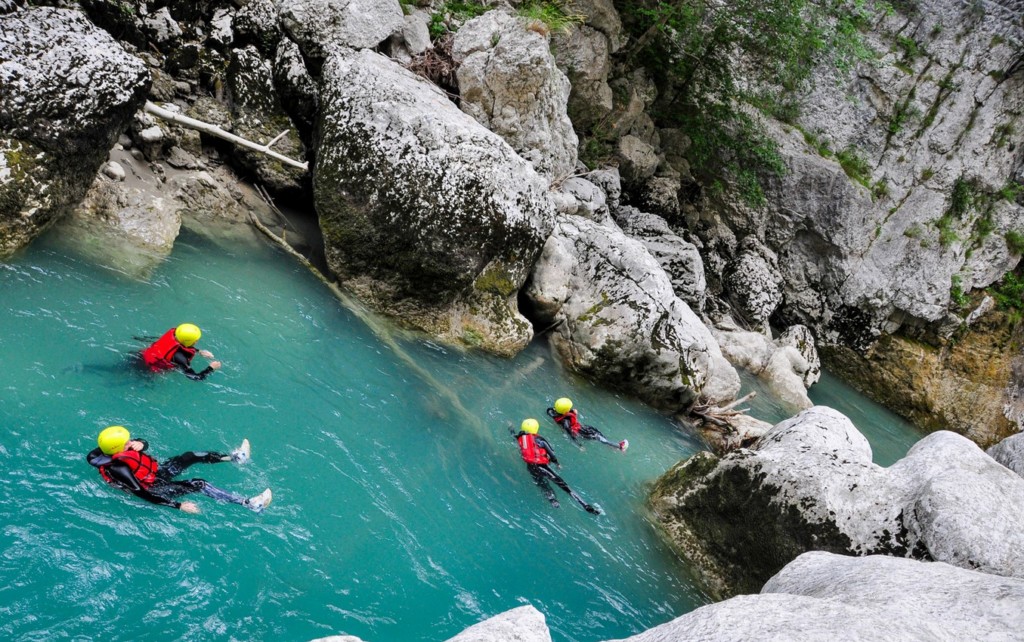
[823,309,1023,447]
[0,6,149,257]
[453,11,579,180]
[649,406,1024,596]
[526,215,739,408]
[612,552,1024,642]
[677,0,1024,442]
[315,49,555,355]
[699,1,1024,347]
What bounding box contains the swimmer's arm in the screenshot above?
[105,462,181,509]
[537,436,559,466]
[171,351,217,381]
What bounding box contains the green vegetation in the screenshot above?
[895,35,922,62]
[989,271,1024,320]
[617,0,885,206]
[950,274,968,308]
[904,223,922,238]
[872,178,889,200]
[1006,230,1024,255]
[921,167,935,180]
[517,0,584,36]
[994,123,1016,148]
[836,146,871,187]
[800,128,834,158]
[428,0,490,39]
[935,177,974,248]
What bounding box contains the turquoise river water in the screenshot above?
[0,223,923,642]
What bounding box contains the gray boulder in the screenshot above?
[444,605,552,642]
[0,6,149,257]
[225,46,306,193]
[723,238,783,332]
[988,432,1024,479]
[526,215,739,408]
[453,11,578,180]
[233,0,281,56]
[615,205,707,312]
[280,0,404,60]
[553,177,613,225]
[315,49,554,356]
[713,324,817,411]
[612,552,1024,642]
[273,38,319,138]
[650,406,1024,596]
[552,25,614,129]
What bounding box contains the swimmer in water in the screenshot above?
[139,323,221,380]
[512,419,600,514]
[86,426,271,514]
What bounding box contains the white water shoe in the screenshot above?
[245,488,272,513]
[619,439,629,453]
[230,438,251,464]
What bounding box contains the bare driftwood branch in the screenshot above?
[144,101,308,171]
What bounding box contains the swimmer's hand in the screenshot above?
[199,350,215,359]
[209,361,222,370]
[179,501,200,514]
[125,440,145,452]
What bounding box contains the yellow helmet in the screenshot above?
[554,397,573,414]
[174,323,201,347]
[521,418,539,434]
[98,426,130,455]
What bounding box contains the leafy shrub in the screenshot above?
[836,146,871,187]
[1006,230,1024,255]
[517,0,583,36]
[950,275,968,308]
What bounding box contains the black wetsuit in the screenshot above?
[546,407,619,449]
[514,430,599,514]
[86,440,245,509]
[170,350,216,381]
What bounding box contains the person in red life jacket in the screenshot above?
[513,418,600,514]
[86,425,272,514]
[546,397,628,452]
[140,323,221,380]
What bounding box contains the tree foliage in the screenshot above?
[616,0,887,205]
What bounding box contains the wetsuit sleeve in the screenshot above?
[171,350,214,381]
[560,418,581,443]
[86,448,111,468]
[537,436,559,466]
[104,460,181,509]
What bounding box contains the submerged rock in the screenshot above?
[650,406,1024,596]
[526,215,739,408]
[315,49,554,356]
[0,6,149,257]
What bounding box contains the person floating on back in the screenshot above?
[141,323,221,380]
[513,418,600,514]
[547,397,628,452]
[86,425,272,514]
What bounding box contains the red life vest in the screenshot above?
[553,409,581,435]
[141,328,196,371]
[100,450,159,489]
[518,433,550,465]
